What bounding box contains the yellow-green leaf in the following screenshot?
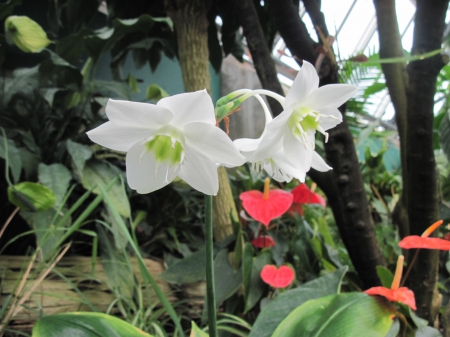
[4,15,52,53]
[8,182,56,211]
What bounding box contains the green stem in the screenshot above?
[205,194,218,337]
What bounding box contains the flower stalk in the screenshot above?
[205,194,218,337]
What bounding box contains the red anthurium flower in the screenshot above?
[399,220,450,250]
[289,183,326,216]
[260,265,295,288]
[240,178,293,227]
[364,255,416,310]
[292,183,326,206]
[252,235,276,248]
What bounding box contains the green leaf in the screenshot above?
[8,182,56,211]
[376,266,394,288]
[414,326,442,337]
[88,79,131,100]
[146,84,169,101]
[0,134,23,183]
[5,15,52,53]
[272,293,395,337]
[32,312,154,337]
[38,163,72,207]
[81,159,130,218]
[21,207,71,258]
[159,248,206,284]
[190,321,209,337]
[98,226,134,300]
[67,140,93,179]
[249,267,347,337]
[245,249,272,313]
[214,249,242,307]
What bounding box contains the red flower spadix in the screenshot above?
[364,255,416,310]
[260,265,295,288]
[399,220,450,250]
[252,235,276,248]
[240,178,293,227]
[289,183,326,216]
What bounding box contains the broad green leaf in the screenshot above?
[214,249,242,307]
[146,84,169,101]
[83,15,172,65]
[32,312,153,337]
[38,163,72,207]
[20,207,71,258]
[376,265,394,288]
[8,182,55,211]
[190,321,209,337]
[245,249,272,313]
[18,147,40,179]
[81,159,130,217]
[66,140,93,178]
[3,66,39,105]
[414,326,442,337]
[272,293,395,337]
[249,267,347,337]
[40,88,62,107]
[242,243,253,308]
[159,248,206,284]
[0,134,23,183]
[88,79,131,100]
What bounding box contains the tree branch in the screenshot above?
[231,0,284,116]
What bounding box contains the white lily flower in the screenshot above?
[251,61,357,174]
[87,90,245,195]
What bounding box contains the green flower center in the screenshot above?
[145,135,184,166]
[288,107,319,135]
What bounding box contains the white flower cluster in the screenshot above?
[87,61,356,195]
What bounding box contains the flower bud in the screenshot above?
[4,16,52,53]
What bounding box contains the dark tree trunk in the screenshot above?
[231,0,284,116]
[404,0,448,322]
[242,0,385,288]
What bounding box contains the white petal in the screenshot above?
[233,138,260,152]
[283,130,313,173]
[311,151,332,172]
[157,90,215,128]
[319,108,343,131]
[126,142,178,193]
[303,84,357,111]
[183,122,245,167]
[250,111,291,162]
[178,147,219,195]
[86,122,152,152]
[271,151,307,182]
[285,61,319,107]
[106,99,173,130]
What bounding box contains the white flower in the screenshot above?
[234,137,330,183]
[251,61,357,174]
[87,90,245,195]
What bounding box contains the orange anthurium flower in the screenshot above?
[252,235,276,248]
[364,255,416,310]
[240,178,293,227]
[260,265,295,288]
[289,183,326,216]
[398,220,450,250]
